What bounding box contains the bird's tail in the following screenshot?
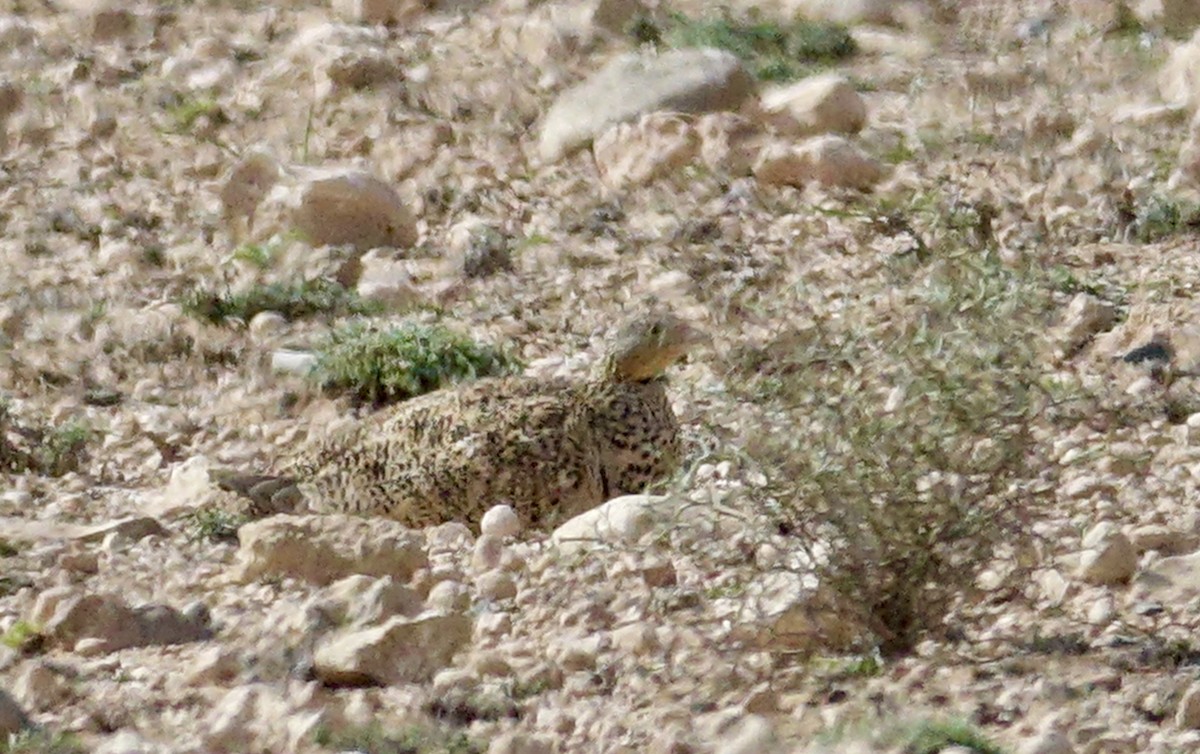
[208,469,305,517]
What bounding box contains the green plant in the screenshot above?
[231,242,277,269]
[182,278,378,325]
[185,507,249,544]
[0,730,85,754]
[311,321,522,405]
[167,96,226,132]
[1,620,44,655]
[899,719,1006,754]
[1133,195,1200,243]
[0,538,18,557]
[0,403,93,478]
[314,723,483,754]
[648,11,856,81]
[734,252,1064,656]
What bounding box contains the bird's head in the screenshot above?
[603,311,708,382]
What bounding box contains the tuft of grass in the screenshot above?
[314,723,483,754]
[1,620,45,655]
[185,507,249,544]
[0,731,85,754]
[182,278,379,326]
[166,96,227,133]
[231,242,277,270]
[0,403,93,478]
[0,538,18,557]
[643,11,856,81]
[900,719,1006,754]
[311,321,522,406]
[1133,194,1200,243]
[734,250,1066,656]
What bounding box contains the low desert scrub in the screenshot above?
[630,10,856,81]
[314,722,482,754]
[734,251,1065,655]
[182,278,378,325]
[0,402,93,477]
[0,731,85,754]
[310,321,522,406]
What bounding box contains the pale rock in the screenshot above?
[271,349,318,374]
[94,730,158,754]
[472,535,505,572]
[249,311,288,337]
[12,661,69,709]
[154,456,224,516]
[357,250,421,309]
[1086,595,1115,625]
[481,504,522,538]
[313,612,472,685]
[697,112,761,175]
[611,622,659,655]
[1130,524,1193,554]
[1078,529,1137,585]
[1018,729,1075,754]
[476,569,518,601]
[1059,475,1116,500]
[760,74,867,137]
[333,0,426,26]
[777,0,900,25]
[233,514,427,586]
[539,48,754,162]
[476,611,512,638]
[39,592,212,653]
[717,571,853,651]
[0,689,30,736]
[75,516,167,544]
[426,522,473,551]
[593,113,701,187]
[220,151,282,232]
[1178,682,1200,728]
[203,684,297,753]
[58,548,99,574]
[185,646,242,686]
[1037,569,1071,605]
[289,168,417,251]
[753,136,884,191]
[1132,550,1200,603]
[551,494,673,553]
[715,714,780,754]
[321,574,422,625]
[555,640,599,672]
[471,651,512,677]
[426,580,471,613]
[488,731,554,754]
[432,667,478,696]
[1053,294,1116,358]
[29,586,78,626]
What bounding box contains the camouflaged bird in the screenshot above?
[211,311,706,529]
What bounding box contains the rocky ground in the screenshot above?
[9,0,1200,752]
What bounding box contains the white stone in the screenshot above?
[481,505,522,538]
[760,74,867,137]
[313,612,472,685]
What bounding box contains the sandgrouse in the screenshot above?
[212,311,706,529]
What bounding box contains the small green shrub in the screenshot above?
[311,321,521,406]
[735,251,1065,656]
[646,11,856,81]
[185,507,249,544]
[166,96,226,132]
[1,620,45,655]
[182,279,378,325]
[0,403,92,478]
[1134,195,1200,243]
[900,719,1007,754]
[0,731,85,754]
[314,723,483,754]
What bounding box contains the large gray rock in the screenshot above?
[234,514,428,586]
[33,590,212,654]
[539,47,754,162]
[313,611,472,686]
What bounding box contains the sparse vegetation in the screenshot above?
[734,250,1065,655]
[1,620,44,655]
[631,10,856,81]
[166,96,227,133]
[897,719,1007,754]
[0,538,17,557]
[311,321,522,405]
[0,731,85,754]
[0,402,93,477]
[182,278,379,325]
[314,723,483,754]
[1133,194,1200,243]
[185,507,249,544]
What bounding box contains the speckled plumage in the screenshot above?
[213,312,704,529]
